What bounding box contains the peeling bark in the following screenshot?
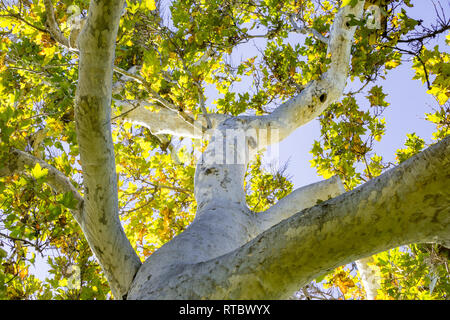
[127,1,370,299]
[74,0,141,299]
[10,0,447,300]
[128,136,450,299]
[356,257,381,300]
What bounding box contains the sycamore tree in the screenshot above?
[0,0,449,300]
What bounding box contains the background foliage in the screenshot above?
[0,0,448,299]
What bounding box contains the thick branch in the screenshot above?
[113,66,205,132]
[43,0,70,48]
[75,0,141,299]
[113,100,229,138]
[256,175,345,233]
[255,1,366,145]
[130,136,449,299]
[0,148,83,221]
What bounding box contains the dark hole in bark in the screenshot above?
[345,21,350,28]
[319,93,327,103]
[204,167,219,175]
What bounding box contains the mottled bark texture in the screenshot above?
[2,0,448,300]
[126,1,447,299]
[128,136,450,299]
[128,0,370,299]
[74,0,141,299]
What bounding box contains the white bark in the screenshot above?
[114,2,363,146]
[108,7,342,142]
[356,257,382,300]
[15,0,447,300]
[127,1,374,299]
[289,15,329,44]
[113,100,229,138]
[128,136,450,299]
[255,175,346,233]
[258,2,363,143]
[74,0,141,299]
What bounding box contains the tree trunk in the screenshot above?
[4,0,445,300]
[127,135,449,299]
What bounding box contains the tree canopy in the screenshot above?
[0,0,449,299]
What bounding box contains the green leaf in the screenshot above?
[0,248,7,260]
[59,192,78,210]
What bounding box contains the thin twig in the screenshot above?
[289,14,329,44]
[0,232,41,250]
[382,45,432,90]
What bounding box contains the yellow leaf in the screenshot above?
[59,278,68,287]
[427,86,449,105]
[31,163,48,179]
[0,17,13,28]
[39,45,56,57]
[142,0,156,10]
[385,59,400,69]
[127,182,137,194]
[19,268,28,280]
[341,0,355,7]
[123,122,132,131]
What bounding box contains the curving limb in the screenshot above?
[74,0,141,299]
[43,0,70,48]
[255,175,346,234]
[128,136,450,299]
[0,148,84,221]
[113,99,230,139]
[29,0,450,301]
[252,1,366,146]
[289,14,329,44]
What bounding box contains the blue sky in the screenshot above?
[271,1,448,188]
[199,1,448,188]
